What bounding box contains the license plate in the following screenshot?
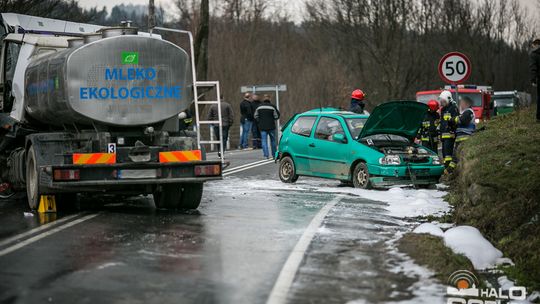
[118,169,157,179]
[410,169,430,176]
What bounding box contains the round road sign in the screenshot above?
[438,52,471,84]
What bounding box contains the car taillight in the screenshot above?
[194,165,221,176]
[53,169,80,181]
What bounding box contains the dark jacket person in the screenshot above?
[530,38,540,121]
[254,97,280,159]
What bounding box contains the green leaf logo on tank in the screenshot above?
[121,51,139,64]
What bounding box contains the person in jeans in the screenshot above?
[207,95,234,156]
[254,95,280,159]
[239,93,253,149]
[250,94,262,149]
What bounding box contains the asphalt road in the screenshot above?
[0,149,444,304]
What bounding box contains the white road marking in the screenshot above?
[223,159,275,176]
[223,159,271,173]
[0,214,99,257]
[266,195,343,304]
[0,214,80,248]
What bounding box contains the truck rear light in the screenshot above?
[53,169,80,181]
[194,165,221,176]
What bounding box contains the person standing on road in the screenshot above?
[251,94,262,149]
[207,95,234,156]
[254,95,280,159]
[438,90,459,171]
[448,96,476,171]
[239,93,253,149]
[350,89,369,115]
[419,99,440,152]
[530,38,540,122]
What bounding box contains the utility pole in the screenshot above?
[148,0,156,29]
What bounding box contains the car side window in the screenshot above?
[315,117,345,142]
[291,116,316,137]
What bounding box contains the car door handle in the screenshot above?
[309,143,315,148]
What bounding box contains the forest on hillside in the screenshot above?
[2,0,538,146]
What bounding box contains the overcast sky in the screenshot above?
[79,0,538,21]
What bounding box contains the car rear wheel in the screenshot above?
[353,162,371,189]
[279,156,298,183]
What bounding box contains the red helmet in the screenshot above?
[427,99,439,111]
[351,89,365,101]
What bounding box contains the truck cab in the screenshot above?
[416,85,493,123]
[492,91,532,116]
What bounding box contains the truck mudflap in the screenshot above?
[41,160,222,191]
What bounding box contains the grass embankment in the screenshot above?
[448,107,540,290]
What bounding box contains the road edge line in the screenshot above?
[0,213,80,248]
[223,159,274,176]
[266,195,342,304]
[223,159,270,173]
[0,214,99,257]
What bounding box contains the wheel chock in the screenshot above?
[38,195,57,213]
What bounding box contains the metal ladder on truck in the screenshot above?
[149,27,224,164]
[193,81,224,163]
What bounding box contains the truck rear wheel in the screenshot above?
[178,183,203,210]
[153,184,182,209]
[25,146,41,210]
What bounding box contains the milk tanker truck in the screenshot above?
[0,13,224,210]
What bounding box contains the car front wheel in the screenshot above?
[279,156,299,183]
[352,162,371,189]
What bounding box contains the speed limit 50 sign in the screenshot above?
[438,52,471,84]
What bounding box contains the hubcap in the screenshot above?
[281,161,292,179]
[357,168,367,186]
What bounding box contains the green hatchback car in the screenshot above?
[276,101,444,188]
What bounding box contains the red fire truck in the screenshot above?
[416,85,494,123]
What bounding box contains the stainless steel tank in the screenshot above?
[25,34,193,127]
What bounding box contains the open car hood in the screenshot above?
[358,101,428,140]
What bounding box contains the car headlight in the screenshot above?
[379,155,401,165]
[431,156,441,165]
[475,118,480,124]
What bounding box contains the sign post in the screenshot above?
[438,52,472,104]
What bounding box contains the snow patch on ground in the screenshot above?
[412,223,444,237]
[443,226,503,270]
[411,224,504,270]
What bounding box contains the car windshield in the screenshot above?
[493,97,514,107]
[454,93,482,107]
[345,118,368,139]
[416,94,439,104]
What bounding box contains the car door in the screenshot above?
[309,117,350,178]
[286,115,317,174]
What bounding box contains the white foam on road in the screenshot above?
[212,177,450,219]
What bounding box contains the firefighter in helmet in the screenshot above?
[438,90,459,170]
[448,96,476,171]
[350,89,369,115]
[419,99,440,152]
